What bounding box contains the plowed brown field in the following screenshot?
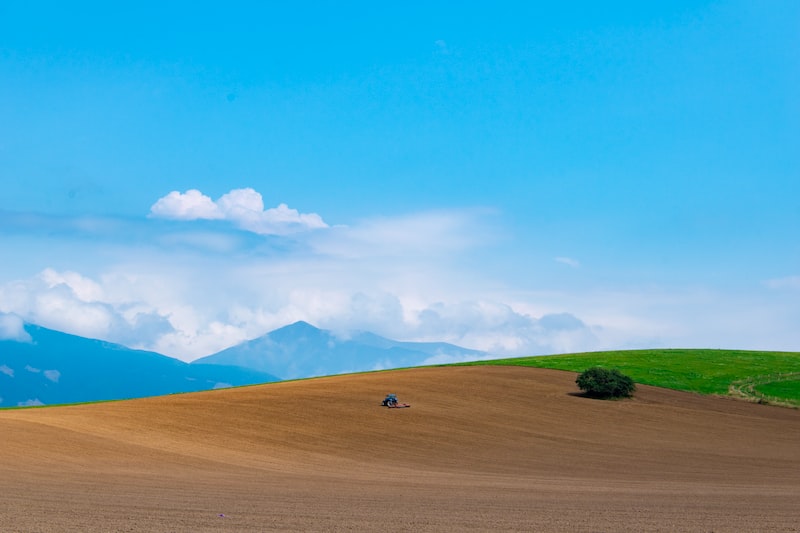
[1,366,799,532]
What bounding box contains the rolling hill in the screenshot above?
[0,324,277,407]
[1,365,799,531]
[468,348,800,405]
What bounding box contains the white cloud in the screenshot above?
[0,312,31,342]
[40,268,104,302]
[149,187,327,235]
[149,189,223,220]
[25,365,40,373]
[18,399,44,407]
[406,302,597,356]
[0,269,173,347]
[44,369,60,383]
[0,365,14,377]
[311,292,600,357]
[216,188,264,216]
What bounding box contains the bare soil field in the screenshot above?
[1,366,799,532]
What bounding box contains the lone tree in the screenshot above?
[576,367,636,399]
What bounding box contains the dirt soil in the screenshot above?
[1,365,799,532]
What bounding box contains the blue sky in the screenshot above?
[1,1,798,361]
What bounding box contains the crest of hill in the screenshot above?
[0,324,278,407]
[192,320,487,379]
[3,365,799,483]
[2,366,799,531]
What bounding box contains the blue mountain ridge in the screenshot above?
[0,325,277,408]
[191,321,489,380]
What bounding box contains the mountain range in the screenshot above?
[1,321,488,407]
[193,320,489,380]
[0,325,277,408]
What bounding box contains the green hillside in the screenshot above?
[463,349,800,407]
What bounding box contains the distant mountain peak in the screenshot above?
[282,320,318,331]
[268,321,326,343]
[193,322,489,380]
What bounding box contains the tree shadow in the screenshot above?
[567,391,630,401]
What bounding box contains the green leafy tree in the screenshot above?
[576,367,636,399]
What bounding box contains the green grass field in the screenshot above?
[755,379,800,401]
[462,349,800,406]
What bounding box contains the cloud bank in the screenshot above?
[3,186,798,364]
[0,188,611,360]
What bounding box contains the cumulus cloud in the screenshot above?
[316,292,599,357]
[1,273,114,341]
[18,399,44,407]
[44,369,60,383]
[25,365,40,373]
[0,268,174,348]
[40,269,104,302]
[0,365,14,377]
[149,188,327,235]
[407,301,597,356]
[149,189,223,220]
[537,312,586,331]
[0,312,32,342]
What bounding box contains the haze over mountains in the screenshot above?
[0,320,489,407]
[0,325,278,407]
[195,320,490,380]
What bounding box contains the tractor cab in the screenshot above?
[382,393,398,407]
[381,393,409,408]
